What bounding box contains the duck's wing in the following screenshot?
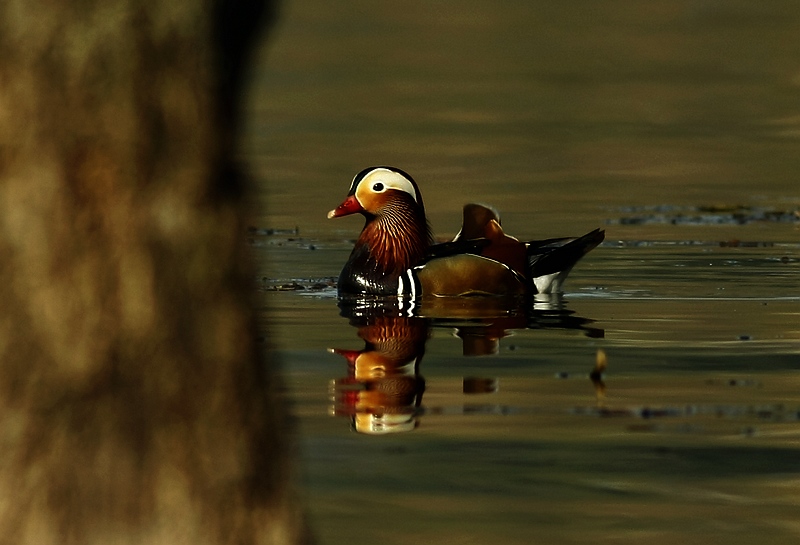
[525,236,576,251]
[425,238,490,261]
[414,254,526,297]
[525,228,605,293]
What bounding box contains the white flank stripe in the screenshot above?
[406,269,417,299]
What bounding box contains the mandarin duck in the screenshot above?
[328,166,604,298]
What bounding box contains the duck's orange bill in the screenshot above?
[327,195,363,218]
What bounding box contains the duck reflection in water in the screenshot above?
[330,314,428,435]
[330,295,603,434]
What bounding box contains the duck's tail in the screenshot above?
[525,228,605,294]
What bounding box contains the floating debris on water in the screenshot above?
[719,239,775,248]
[247,226,300,236]
[555,349,607,381]
[262,278,337,292]
[245,226,328,250]
[704,378,762,388]
[268,282,306,291]
[591,349,607,379]
[608,204,800,226]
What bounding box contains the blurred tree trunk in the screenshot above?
[0,1,308,544]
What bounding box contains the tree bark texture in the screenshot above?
[0,1,305,544]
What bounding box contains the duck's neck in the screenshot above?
[357,208,431,280]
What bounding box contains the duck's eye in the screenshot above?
[372,182,384,192]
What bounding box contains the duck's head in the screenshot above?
[328,166,433,295]
[327,166,425,219]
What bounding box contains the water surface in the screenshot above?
[245,2,800,544]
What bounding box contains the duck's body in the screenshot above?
[329,166,604,298]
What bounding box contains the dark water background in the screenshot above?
[244,2,800,544]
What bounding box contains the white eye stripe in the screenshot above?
[359,168,418,202]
